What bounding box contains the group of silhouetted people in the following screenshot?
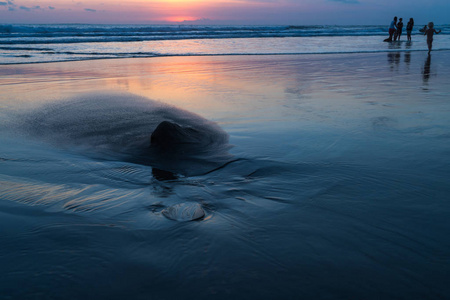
[386,16,441,54]
[387,17,415,42]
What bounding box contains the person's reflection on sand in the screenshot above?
[404,52,411,65]
[387,52,401,71]
[404,42,411,66]
[387,41,401,71]
[422,55,431,85]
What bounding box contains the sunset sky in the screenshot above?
[1,0,449,25]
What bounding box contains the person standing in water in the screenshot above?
[406,18,414,41]
[424,22,441,55]
[394,18,403,41]
[387,16,397,42]
[395,18,404,41]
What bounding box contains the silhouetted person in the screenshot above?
[406,18,414,41]
[395,18,404,41]
[424,22,441,55]
[387,16,397,42]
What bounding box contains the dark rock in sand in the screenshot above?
[150,120,228,154]
[151,121,203,150]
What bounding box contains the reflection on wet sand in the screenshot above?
[404,52,411,65]
[386,41,415,70]
[387,52,401,71]
[386,50,435,88]
[422,54,432,86]
[2,53,450,300]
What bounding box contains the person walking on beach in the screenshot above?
[424,22,441,55]
[406,18,414,41]
[395,18,404,41]
[386,16,397,42]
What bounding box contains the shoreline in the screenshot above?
[0,48,445,66]
[2,32,449,65]
[0,48,447,67]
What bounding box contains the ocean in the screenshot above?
[1,24,450,299]
[1,24,450,64]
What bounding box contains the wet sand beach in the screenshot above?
[1,52,450,299]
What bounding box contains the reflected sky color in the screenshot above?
[1,0,449,25]
[0,56,287,119]
[2,53,450,299]
[1,52,448,124]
